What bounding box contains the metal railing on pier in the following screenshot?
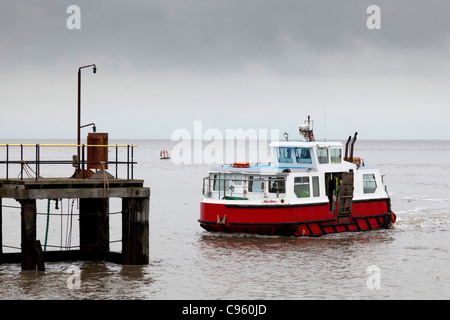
[0,144,137,180]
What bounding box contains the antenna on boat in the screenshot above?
[324,100,327,142]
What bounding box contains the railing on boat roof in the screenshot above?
[0,143,137,180]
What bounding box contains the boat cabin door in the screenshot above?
[337,171,354,218]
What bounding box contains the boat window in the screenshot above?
[312,176,320,197]
[295,148,312,164]
[294,176,310,198]
[213,174,230,192]
[317,148,329,164]
[269,177,286,193]
[330,148,342,164]
[363,174,377,193]
[248,175,264,192]
[232,174,243,185]
[278,148,293,163]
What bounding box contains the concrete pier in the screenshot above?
[0,178,150,270]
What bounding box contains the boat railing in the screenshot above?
[0,143,137,180]
[202,176,286,200]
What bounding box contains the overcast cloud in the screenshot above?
[1,1,450,140]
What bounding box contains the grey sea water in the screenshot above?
[1,139,450,300]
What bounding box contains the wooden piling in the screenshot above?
[0,198,3,265]
[79,198,109,260]
[122,197,149,265]
[19,199,37,270]
[34,240,45,271]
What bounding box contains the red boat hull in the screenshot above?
[199,199,393,237]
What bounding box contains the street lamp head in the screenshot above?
[93,66,97,74]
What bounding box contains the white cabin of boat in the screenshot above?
[202,135,389,212]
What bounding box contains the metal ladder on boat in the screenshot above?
[337,171,354,218]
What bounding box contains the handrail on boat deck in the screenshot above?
[202,176,286,200]
[0,143,137,180]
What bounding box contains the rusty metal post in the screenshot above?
[122,197,149,265]
[77,64,97,170]
[77,67,81,167]
[87,132,108,170]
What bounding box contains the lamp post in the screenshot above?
[77,64,97,169]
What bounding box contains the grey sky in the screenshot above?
[1,1,450,140]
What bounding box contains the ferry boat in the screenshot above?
[199,116,396,237]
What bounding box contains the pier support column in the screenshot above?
[19,199,37,270]
[122,197,149,265]
[0,198,3,264]
[79,198,109,260]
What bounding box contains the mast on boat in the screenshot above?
[299,115,315,141]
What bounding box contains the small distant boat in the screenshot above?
[160,150,170,160]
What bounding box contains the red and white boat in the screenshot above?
[199,117,396,237]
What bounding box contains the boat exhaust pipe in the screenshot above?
[344,135,351,161]
[349,132,358,163]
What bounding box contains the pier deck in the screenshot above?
[0,177,149,199]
